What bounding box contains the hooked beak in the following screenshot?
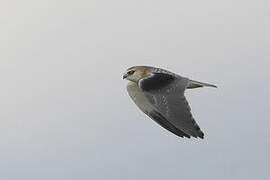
[123,73,128,79]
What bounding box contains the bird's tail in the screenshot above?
[187,79,217,89]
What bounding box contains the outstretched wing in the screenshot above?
[140,73,204,139]
[127,82,190,138]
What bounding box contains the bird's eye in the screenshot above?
[127,70,135,75]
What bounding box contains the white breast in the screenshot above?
[126,82,155,114]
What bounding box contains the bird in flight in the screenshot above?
[123,66,217,139]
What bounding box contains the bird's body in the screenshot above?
[123,66,217,139]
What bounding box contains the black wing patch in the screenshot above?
[140,73,175,91]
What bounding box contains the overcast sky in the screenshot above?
[1,0,270,179]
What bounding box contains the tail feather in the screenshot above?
[187,79,217,89]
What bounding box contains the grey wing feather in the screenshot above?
[143,78,204,138]
[127,82,190,138]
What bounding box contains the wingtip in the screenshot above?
[199,131,204,139]
[199,134,204,139]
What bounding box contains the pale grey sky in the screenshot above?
[1,0,270,179]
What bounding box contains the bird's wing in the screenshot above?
[140,73,204,138]
[127,82,190,138]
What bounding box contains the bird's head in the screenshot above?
[123,66,153,83]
